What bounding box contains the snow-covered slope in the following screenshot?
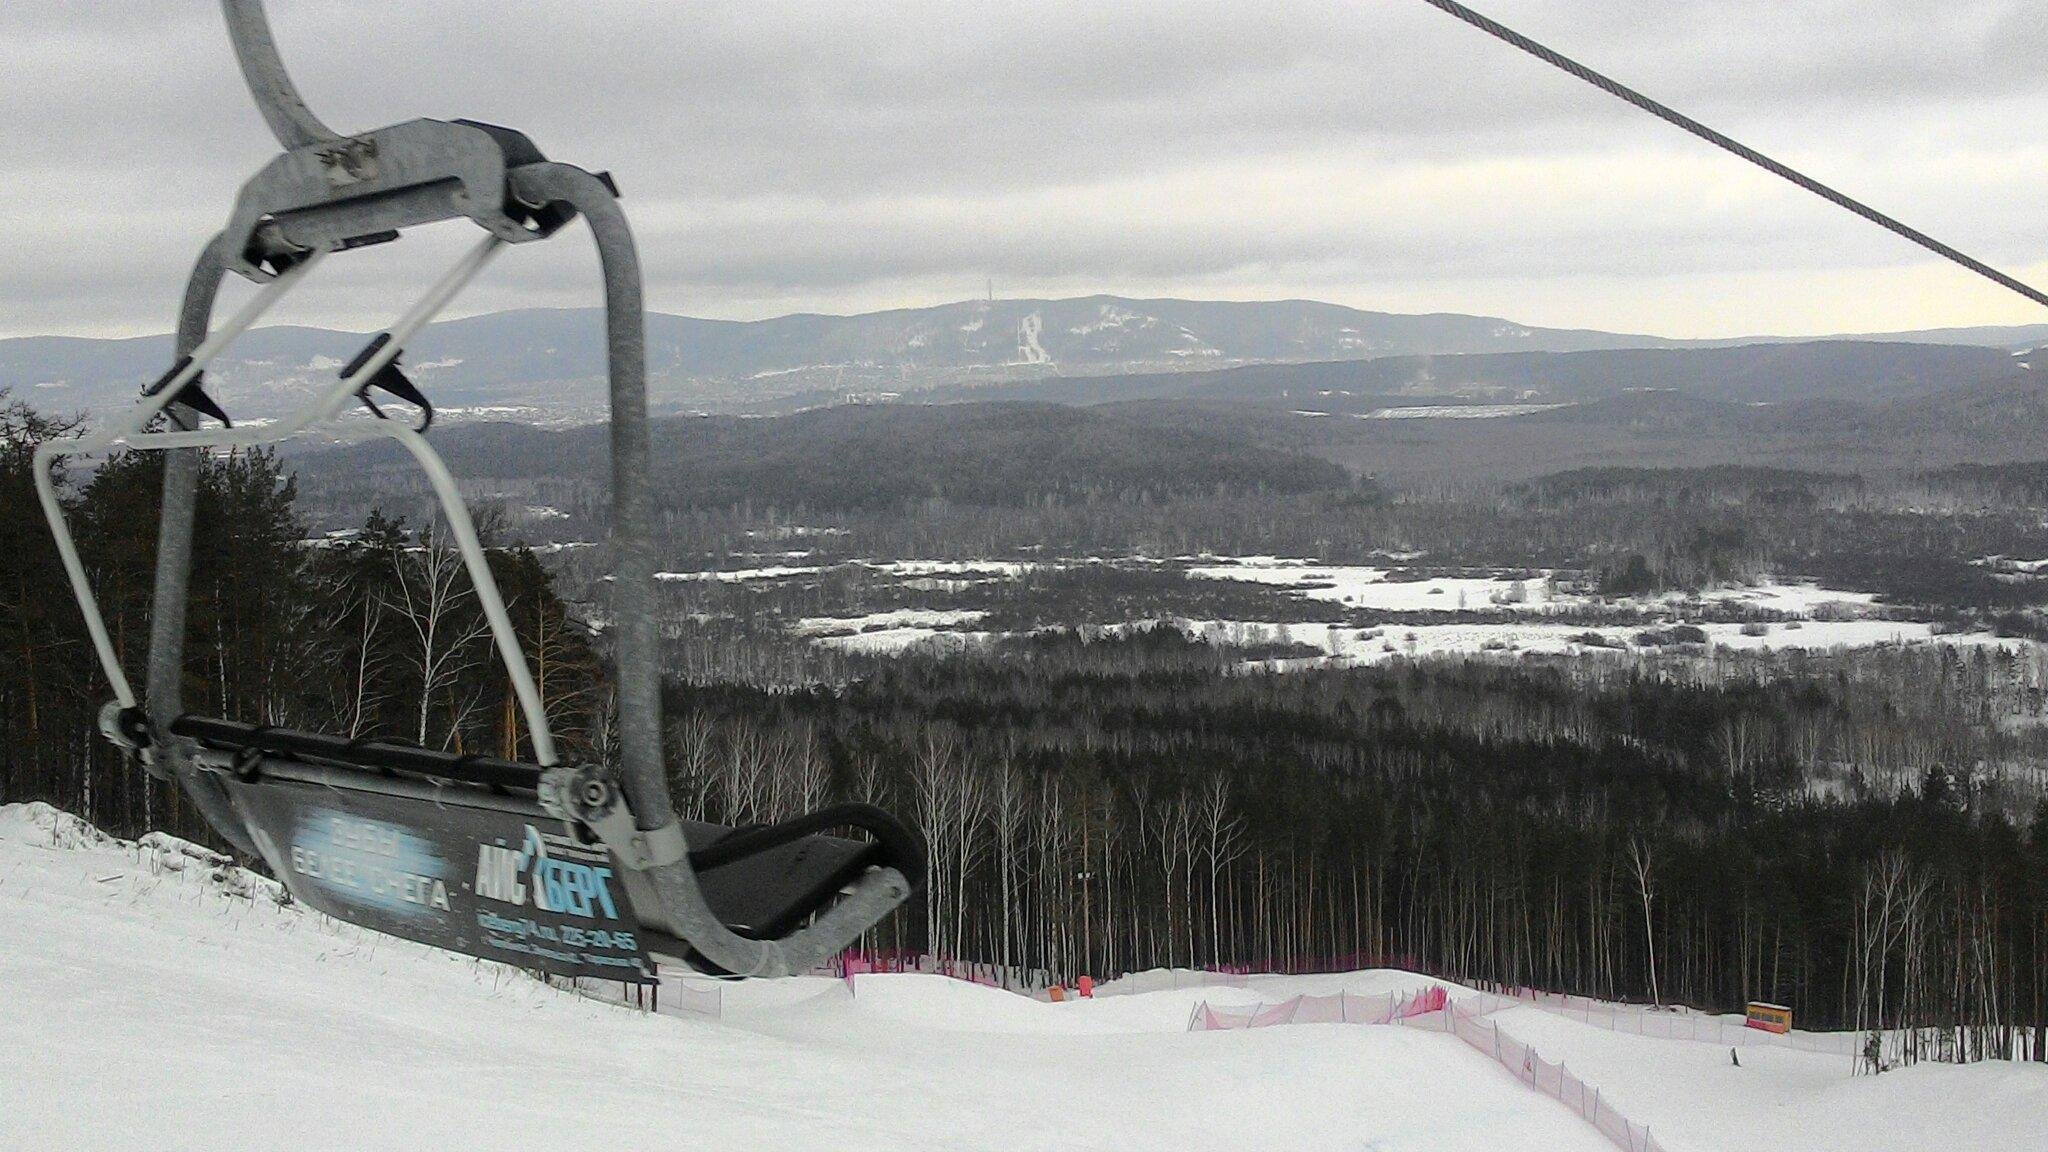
[2,802,2040,1151]
[1489,1005,2047,1152]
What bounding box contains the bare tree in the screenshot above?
[989,740,1031,981]
[382,518,492,749]
[1855,851,1932,1071]
[909,726,958,958]
[666,711,718,820]
[770,723,827,822]
[1627,836,1660,1006]
[329,581,389,739]
[720,720,772,826]
[1200,774,1246,966]
[1151,789,1198,969]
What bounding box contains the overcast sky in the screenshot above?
[4,0,2046,339]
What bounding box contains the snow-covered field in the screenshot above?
[1205,618,2009,667]
[4,803,2041,1151]
[1359,404,1570,419]
[1186,557,1882,621]
[897,556,2014,664]
[793,608,991,638]
[652,551,1980,664]
[646,551,1994,667]
[816,616,2009,663]
[1188,558,1555,611]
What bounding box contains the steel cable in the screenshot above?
[1416,0,2048,311]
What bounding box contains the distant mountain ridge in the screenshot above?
[921,341,2022,413]
[8,295,2046,425]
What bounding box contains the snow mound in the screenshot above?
[842,972,1133,1035]
[2,800,284,902]
[5,804,2039,1152]
[0,799,122,851]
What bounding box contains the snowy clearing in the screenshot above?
[793,608,991,637]
[655,564,827,582]
[814,626,995,654]
[1359,404,1570,419]
[855,559,1039,578]
[1180,618,2009,667]
[1189,559,1882,621]
[1202,566,1551,612]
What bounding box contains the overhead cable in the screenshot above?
[1416,0,2048,310]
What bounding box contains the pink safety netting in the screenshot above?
[1188,986,1447,1032]
[1195,988,1664,1152]
[1497,986,1860,1056]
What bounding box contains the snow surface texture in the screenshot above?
[4,803,2042,1151]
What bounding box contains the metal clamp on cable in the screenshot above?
[537,763,687,869]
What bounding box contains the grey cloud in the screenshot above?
[3,0,2044,338]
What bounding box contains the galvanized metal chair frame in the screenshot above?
[33,0,914,978]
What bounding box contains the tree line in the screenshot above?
[661,628,2048,1064]
[0,389,605,845]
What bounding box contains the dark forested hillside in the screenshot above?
[290,402,1358,516]
[1512,466,1862,508]
[1107,377,2048,489]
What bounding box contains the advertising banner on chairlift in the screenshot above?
[224,778,655,984]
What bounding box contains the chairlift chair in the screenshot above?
[32,0,922,981]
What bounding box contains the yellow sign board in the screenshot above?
[1745,1002,1792,1034]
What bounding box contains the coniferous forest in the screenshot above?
[1,391,606,844]
[5,386,2046,1068]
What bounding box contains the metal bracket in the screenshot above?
[536,764,688,870]
[222,119,561,282]
[96,700,166,771]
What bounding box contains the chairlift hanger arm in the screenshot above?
[222,0,339,149]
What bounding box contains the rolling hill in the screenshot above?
[10,296,2045,425]
[919,341,2022,412]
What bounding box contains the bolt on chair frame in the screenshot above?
[34,0,918,979]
